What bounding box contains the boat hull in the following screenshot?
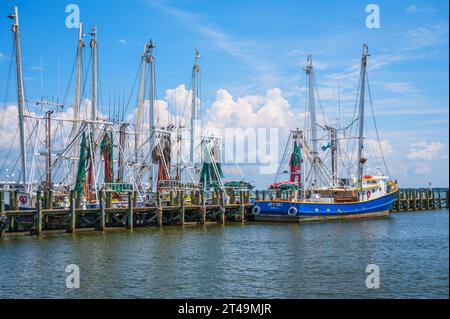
[253,190,398,223]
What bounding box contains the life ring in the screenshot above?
[288,206,298,217]
[366,190,371,199]
[252,206,261,215]
[19,195,28,205]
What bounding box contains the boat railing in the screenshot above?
[158,180,203,191]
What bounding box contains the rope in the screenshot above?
[366,71,391,178]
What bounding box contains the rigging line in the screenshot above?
[0,126,19,174]
[81,51,92,120]
[366,71,391,178]
[180,77,193,128]
[274,131,292,183]
[0,40,15,140]
[97,43,103,118]
[61,49,78,107]
[122,60,141,121]
[313,75,328,126]
[345,72,362,158]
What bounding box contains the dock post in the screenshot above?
[396,191,400,212]
[419,191,423,211]
[230,191,236,204]
[127,192,133,230]
[48,190,53,210]
[36,191,42,235]
[413,189,418,210]
[180,190,185,226]
[431,189,436,209]
[0,191,6,237]
[156,191,163,227]
[425,190,430,210]
[263,191,266,201]
[438,191,442,209]
[0,191,4,213]
[200,190,206,224]
[99,190,105,231]
[106,191,112,208]
[446,190,449,209]
[75,191,81,209]
[219,191,225,224]
[15,190,20,211]
[239,191,245,223]
[403,190,408,211]
[169,191,174,206]
[69,191,76,233]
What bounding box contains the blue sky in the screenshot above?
[0,0,448,188]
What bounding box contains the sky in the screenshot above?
[0,0,448,189]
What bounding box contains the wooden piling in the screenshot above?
[419,191,423,211]
[69,191,76,233]
[437,191,442,209]
[15,190,19,211]
[403,191,409,211]
[0,191,6,237]
[127,192,134,230]
[446,191,449,209]
[48,190,53,210]
[156,191,163,227]
[36,191,42,235]
[180,190,185,226]
[99,190,105,231]
[200,190,206,224]
[431,190,436,209]
[239,191,245,223]
[106,191,112,208]
[230,191,236,204]
[219,191,225,224]
[75,192,81,209]
[396,191,401,212]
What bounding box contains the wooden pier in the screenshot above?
[0,188,448,237]
[0,189,253,237]
[391,188,449,212]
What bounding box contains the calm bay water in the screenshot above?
[0,210,448,299]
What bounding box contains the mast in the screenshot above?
[329,127,338,186]
[149,39,155,148]
[70,22,84,138]
[190,49,201,164]
[9,6,27,187]
[86,27,98,200]
[135,41,151,162]
[90,26,98,121]
[148,39,157,191]
[357,44,369,192]
[304,55,319,187]
[45,110,54,192]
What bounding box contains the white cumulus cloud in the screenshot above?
[406,141,443,160]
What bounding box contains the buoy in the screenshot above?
[288,206,298,216]
[252,206,261,215]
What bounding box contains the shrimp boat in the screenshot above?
[0,6,250,219]
[252,44,398,222]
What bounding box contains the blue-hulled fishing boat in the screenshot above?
[253,44,398,222]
